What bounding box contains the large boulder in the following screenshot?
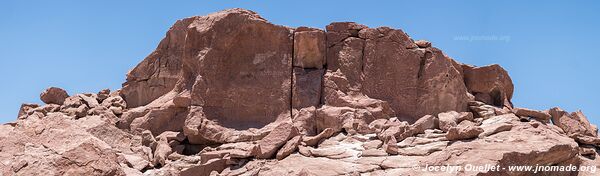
[122,9,295,142]
[255,122,298,159]
[462,64,514,108]
[513,107,551,121]
[40,87,69,105]
[182,9,293,129]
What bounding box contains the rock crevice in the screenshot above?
[3,8,599,176]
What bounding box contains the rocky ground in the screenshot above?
[1,8,599,176]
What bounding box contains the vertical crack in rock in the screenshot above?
[5,8,594,176]
[290,30,295,117]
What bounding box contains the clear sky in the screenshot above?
[1,1,598,125]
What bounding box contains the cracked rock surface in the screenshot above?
[2,8,600,176]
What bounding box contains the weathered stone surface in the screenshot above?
[119,17,192,108]
[303,128,335,147]
[123,8,293,131]
[292,107,317,136]
[377,122,410,140]
[1,114,130,175]
[462,64,514,108]
[362,140,383,150]
[446,125,484,141]
[426,121,579,176]
[180,158,228,176]
[40,87,69,105]
[438,111,459,132]
[153,138,172,166]
[3,8,598,176]
[398,140,449,156]
[292,68,323,109]
[259,154,379,175]
[411,115,438,135]
[121,153,150,171]
[324,24,470,123]
[382,135,398,155]
[17,103,39,119]
[256,123,298,159]
[183,9,293,130]
[415,40,432,48]
[129,101,188,136]
[513,107,551,121]
[479,123,513,138]
[550,107,597,137]
[294,27,326,69]
[276,135,302,160]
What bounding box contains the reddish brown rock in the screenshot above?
[129,101,188,136]
[446,125,484,141]
[513,107,551,121]
[294,27,326,69]
[17,103,39,118]
[97,89,110,102]
[377,122,410,141]
[183,9,292,129]
[303,128,335,147]
[180,158,228,176]
[183,106,273,144]
[382,135,398,155]
[437,111,464,132]
[40,87,69,105]
[324,24,470,123]
[415,40,431,48]
[256,123,299,159]
[4,8,597,176]
[549,107,597,137]
[462,64,514,108]
[292,107,317,136]
[153,138,173,166]
[124,8,293,131]
[120,17,193,108]
[410,115,438,135]
[292,68,324,109]
[276,135,302,160]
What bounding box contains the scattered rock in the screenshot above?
[2,8,597,176]
[121,153,150,171]
[550,107,597,137]
[446,125,484,141]
[382,136,398,155]
[513,107,551,121]
[256,123,299,159]
[303,128,335,147]
[40,87,69,105]
[362,140,383,150]
[17,103,39,118]
[276,135,302,160]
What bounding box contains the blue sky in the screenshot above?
[1,1,598,125]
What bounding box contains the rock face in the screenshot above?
[2,8,598,176]
[323,23,471,123]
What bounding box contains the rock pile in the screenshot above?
[1,8,599,176]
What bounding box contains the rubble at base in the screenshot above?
[2,8,599,176]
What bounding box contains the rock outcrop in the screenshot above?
[2,8,598,176]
